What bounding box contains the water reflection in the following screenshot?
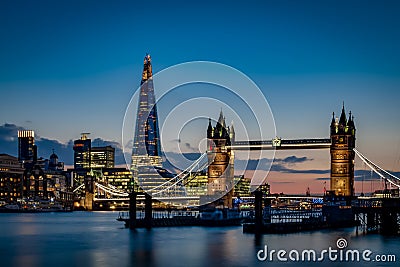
[0,213,398,267]
[129,230,157,267]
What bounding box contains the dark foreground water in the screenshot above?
[0,212,398,267]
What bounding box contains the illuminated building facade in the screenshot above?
[45,171,68,199]
[73,133,91,170]
[18,130,35,163]
[23,146,47,199]
[206,111,235,208]
[72,133,115,189]
[0,154,24,203]
[73,136,115,170]
[131,54,162,180]
[101,168,136,192]
[234,176,251,197]
[330,104,356,197]
[185,171,208,196]
[44,151,71,203]
[91,146,115,169]
[185,171,249,198]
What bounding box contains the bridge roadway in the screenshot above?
[229,138,331,150]
[94,195,325,202]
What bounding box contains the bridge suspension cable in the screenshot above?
[104,183,130,195]
[70,153,209,199]
[152,160,210,196]
[95,182,129,197]
[354,148,400,188]
[146,153,208,193]
[72,183,85,193]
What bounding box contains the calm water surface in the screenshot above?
[0,212,398,267]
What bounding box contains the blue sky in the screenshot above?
[1,0,400,192]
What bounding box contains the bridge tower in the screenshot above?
[330,104,356,197]
[205,111,235,208]
[83,169,95,210]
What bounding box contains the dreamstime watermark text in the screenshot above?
[257,238,396,263]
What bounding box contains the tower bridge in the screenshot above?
[207,103,356,200]
[76,55,399,220]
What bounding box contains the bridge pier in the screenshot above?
[129,192,153,230]
[84,192,94,211]
[381,199,400,235]
[129,192,137,229]
[254,190,263,232]
[84,175,95,211]
[380,210,398,235]
[354,197,400,235]
[144,193,152,229]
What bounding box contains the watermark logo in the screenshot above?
[336,238,347,249]
[257,237,396,263]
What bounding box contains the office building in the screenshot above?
[73,134,115,170]
[91,146,115,169]
[73,133,91,170]
[18,130,35,163]
[0,154,24,203]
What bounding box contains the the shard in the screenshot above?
[131,54,163,189]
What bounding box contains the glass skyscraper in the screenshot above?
[131,54,163,191]
[73,133,91,170]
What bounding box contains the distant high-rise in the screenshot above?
[18,130,35,162]
[131,54,162,179]
[73,133,91,170]
[73,133,115,169]
[91,146,115,169]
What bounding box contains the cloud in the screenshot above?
[162,154,318,174]
[354,170,400,181]
[35,137,74,165]
[275,156,312,164]
[162,152,204,173]
[314,170,400,183]
[0,123,75,164]
[235,158,273,171]
[314,170,400,182]
[270,164,330,174]
[91,138,125,165]
[184,142,196,151]
[0,123,126,166]
[234,155,321,174]
[0,123,25,157]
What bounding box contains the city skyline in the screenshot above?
[1,1,400,194]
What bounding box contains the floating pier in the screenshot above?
[353,197,400,235]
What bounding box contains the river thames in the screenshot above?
[0,212,398,267]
